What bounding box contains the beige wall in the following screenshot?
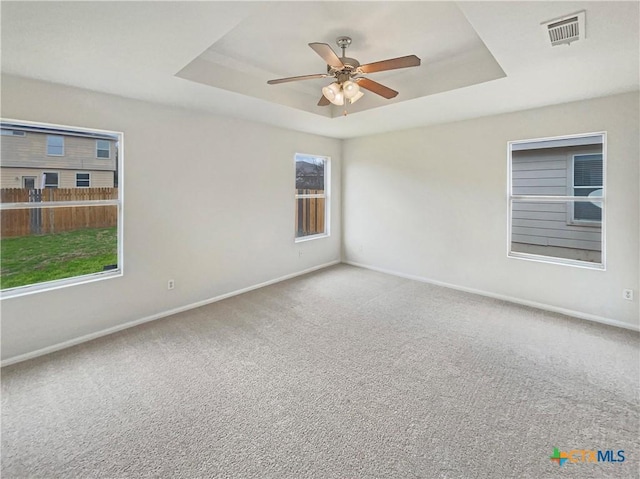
[343,92,639,329]
[1,167,114,188]
[1,75,342,361]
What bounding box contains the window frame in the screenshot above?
[96,139,110,159]
[46,135,64,156]
[1,119,124,299]
[76,172,91,188]
[294,153,330,243]
[507,132,606,270]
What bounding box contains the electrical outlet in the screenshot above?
[298,250,303,257]
[168,279,175,290]
[623,289,633,301]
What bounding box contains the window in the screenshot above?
[97,139,110,158]
[508,132,605,268]
[22,177,36,189]
[76,172,90,188]
[1,120,123,297]
[43,172,59,188]
[1,129,26,137]
[571,154,603,223]
[295,154,329,240]
[47,135,64,156]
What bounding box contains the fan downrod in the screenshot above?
[334,36,360,70]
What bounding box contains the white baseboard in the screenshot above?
[1,260,341,367]
[344,260,640,332]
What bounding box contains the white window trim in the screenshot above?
[507,132,606,270]
[46,135,64,156]
[96,140,110,159]
[294,153,330,243]
[1,118,124,299]
[76,172,91,188]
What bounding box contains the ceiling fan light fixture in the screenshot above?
[322,82,345,105]
[348,90,364,104]
[342,80,360,99]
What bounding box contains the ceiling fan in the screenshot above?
[267,36,421,107]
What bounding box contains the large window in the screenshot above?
[295,154,329,240]
[1,120,123,296]
[508,132,605,268]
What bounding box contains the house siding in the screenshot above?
[1,129,116,188]
[1,131,116,171]
[1,167,114,188]
[512,145,602,252]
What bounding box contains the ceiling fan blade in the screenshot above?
[309,43,344,68]
[359,55,421,74]
[267,74,328,85]
[317,95,331,106]
[356,78,398,99]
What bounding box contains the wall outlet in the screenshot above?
[298,250,303,257]
[622,289,633,301]
[167,279,175,290]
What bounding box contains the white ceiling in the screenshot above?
[1,1,638,139]
[176,2,505,116]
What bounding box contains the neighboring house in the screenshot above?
[295,158,325,190]
[1,124,117,189]
[511,137,603,262]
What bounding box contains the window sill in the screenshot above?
[508,251,605,270]
[295,233,329,243]
[0,270,122,300]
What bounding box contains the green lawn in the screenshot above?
[1,227,117,290]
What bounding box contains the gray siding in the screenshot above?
[511,145,602,252]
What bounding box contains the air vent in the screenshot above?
[542,11,585,46]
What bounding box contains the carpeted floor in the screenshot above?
[1,264,639,478]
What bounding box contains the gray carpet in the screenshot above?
[1,264,639,478]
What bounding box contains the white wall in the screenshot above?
[343,92,639,329]
[1,75,342,361]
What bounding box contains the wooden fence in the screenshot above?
[295,189,325,237]
[1,188,118,237]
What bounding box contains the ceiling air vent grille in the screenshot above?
[542,11,585,46]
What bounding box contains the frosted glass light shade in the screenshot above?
[342,81,360,99]
[348,90,364,104]
[322,82,344,105]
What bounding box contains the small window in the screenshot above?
[76,173,90,188]
[1,129,26,137]
[47,135,64,156]
[571,154,603,223]
[43,172,59,188]
[97,139,110,158]
[508,133,605,269]
[22,176,36,189]
[295,154,329,241]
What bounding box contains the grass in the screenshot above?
[1,227,117,290]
